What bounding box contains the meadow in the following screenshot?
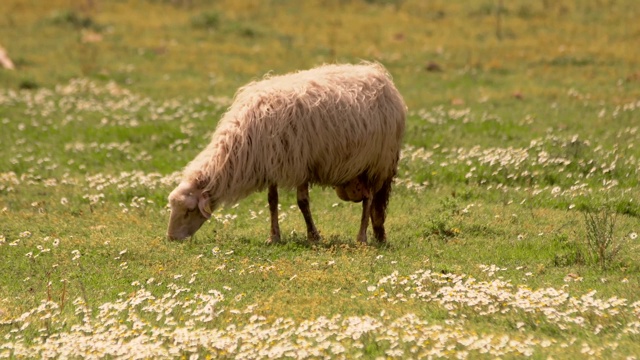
[1,0,639,358]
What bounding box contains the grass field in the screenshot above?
[1,0,640,358]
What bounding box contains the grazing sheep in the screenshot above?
[167,62,406,244]
[0,45,15,70]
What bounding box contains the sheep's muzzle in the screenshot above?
[166,208,208,241]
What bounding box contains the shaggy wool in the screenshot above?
[182,62,406,207]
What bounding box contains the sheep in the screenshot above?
[0,45,15,70]
[167,62,406,244]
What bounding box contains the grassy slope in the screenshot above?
[1,0,639,358]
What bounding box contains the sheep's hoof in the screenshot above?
[373,227,386,243]
[356,233,368,245]
[308,231,322,243]
[265,235,281,245]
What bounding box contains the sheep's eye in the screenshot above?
[183,207,197,219]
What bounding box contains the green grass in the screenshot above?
[1,0,640,358]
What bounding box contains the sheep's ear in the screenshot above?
[198,191,212,219]
[195,175,209,190]
[169,183,196,209]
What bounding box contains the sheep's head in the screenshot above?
[167,181,214,241]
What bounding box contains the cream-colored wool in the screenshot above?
[168,62,406,242]
[182,62,406,206]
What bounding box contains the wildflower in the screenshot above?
[630,232,638,240]
[564,273,583,282]
[189,273,198,284]
[386,349,404,357]
[594,324,603,335]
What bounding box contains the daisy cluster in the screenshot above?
[398,100,640,199]
[1,79,230,128]
[84,171,182,193]
[0,78,228,181]
[398,132,639,197]
[1,267,638,359]
[367,267,640,334]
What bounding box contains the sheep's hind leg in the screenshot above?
[297,183,321,242]
[266,184,281,245]
[370,178,392,243]
[357,193,373,244]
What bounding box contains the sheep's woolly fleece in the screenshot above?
[182,62,407,205]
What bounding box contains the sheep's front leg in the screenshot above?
[297,183,321,242]
[266,184,281,244]
[357,194,373,244]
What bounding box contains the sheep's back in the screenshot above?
[219,63,406,190]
